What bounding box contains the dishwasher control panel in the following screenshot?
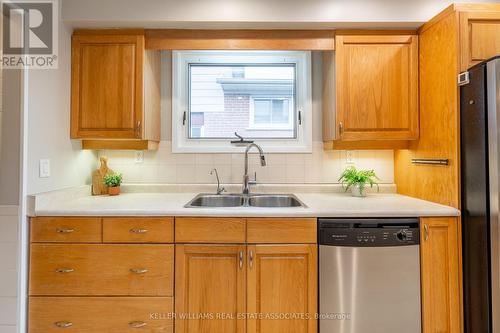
[319,218,420,247]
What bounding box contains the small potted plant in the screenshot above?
[103,173,123,196]
[339,166,379,197]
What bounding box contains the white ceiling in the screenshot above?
[61,0,500,29]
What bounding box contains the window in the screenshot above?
[251,98,293,128]
[173,51,312,153]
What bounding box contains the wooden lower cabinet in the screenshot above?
[175,245,246,333]
[175,244,317,333]
[247,245,318,333]
[420,217,461,333]
[29,297,173,333]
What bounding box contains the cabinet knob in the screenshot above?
[130,268,148,274]
[55,268,74,274]
[56,228,75,234]
[54,321,73,328]
[136,121,142,137]
[129,228,148,234]
[249,251,254,269]
[129,321,147,328]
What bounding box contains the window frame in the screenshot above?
[172,50,312,153]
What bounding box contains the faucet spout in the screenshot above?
[243,143,266,195]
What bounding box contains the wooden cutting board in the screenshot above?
[92,157,114,196]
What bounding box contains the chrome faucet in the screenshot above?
[210,168,226,195]
[243,143,267,195]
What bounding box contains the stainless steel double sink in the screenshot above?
[184,193,307,208]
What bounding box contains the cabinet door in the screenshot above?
[420,217,461,333]
[71,34,144,139]
[460,11,500,71]
[247,245,317,333]
[335,34,418,141]
[175,245,246,333]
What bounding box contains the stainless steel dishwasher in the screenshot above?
[319,218,421,333]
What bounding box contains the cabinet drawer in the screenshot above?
[29,244,173,296]
[247,218,317,243]
[30,217,102,243]
[175,217,246,243]
[29,296,173,333]
[103,217,174,243]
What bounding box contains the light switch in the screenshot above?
[39,159,50,178]
[345,150,355,164]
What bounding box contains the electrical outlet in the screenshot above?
[39,159,50,178]
[134,151,144,163]
[345,150,355,164]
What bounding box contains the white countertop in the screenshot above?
[28,185,460,218]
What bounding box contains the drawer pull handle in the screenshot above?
[249,251,254,270]
[56,228,74,234]
[424,224,429,241]
[129,228,148,234]
[129,321,147,328]
[54,321,73,328]
[130,268,148,274]
[239,251,243,269]
[55,268,74,274]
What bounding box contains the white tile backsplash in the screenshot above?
[99,142,394,185]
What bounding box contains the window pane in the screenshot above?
[189,63,296,139]
[272,99,289,124]
[254,100,271,124]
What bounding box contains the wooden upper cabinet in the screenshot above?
[71,30,160,150]
[420,217,461,333]
[460,10,500,71]
[333,34,419,142]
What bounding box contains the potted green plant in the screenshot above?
[338,166,379,197]
[103,173,123,196]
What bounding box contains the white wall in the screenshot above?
[0,206,19,333]
[61,0,499,28]
[27,20,97,195]
[100,51,395,185]
[0,69,21,205]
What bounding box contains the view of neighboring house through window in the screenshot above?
[173,51,312,153]
[189,64,296,139]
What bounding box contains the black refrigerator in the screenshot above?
[461,55,500,333]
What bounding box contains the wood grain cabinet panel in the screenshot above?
[420,217,461,333]
[71,34,144,139]
[175,217,246,243]
[29,244,174,296]
[71,30,161,149]
[30,217,102,243]
[246,218,316,244]
[247,245,317,333]
[175,245,246,333]
[460,11,500,71]
[334,34,419,141]
[103,217,174,243]
[29,297,173,333]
